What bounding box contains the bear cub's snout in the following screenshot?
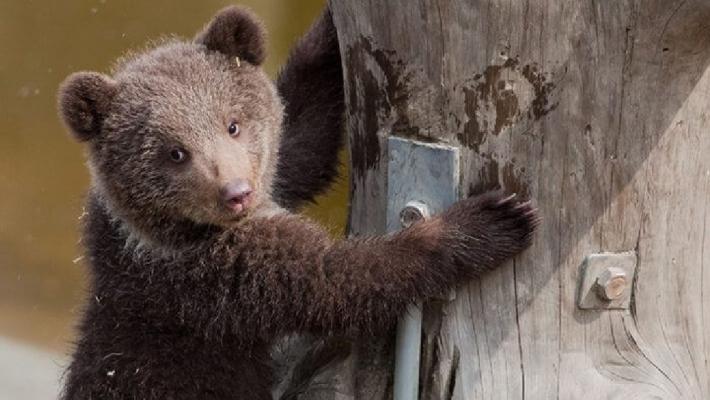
[222,178,254,213]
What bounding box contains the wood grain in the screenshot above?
[293,1,710,399]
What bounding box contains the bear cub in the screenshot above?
[57,6,538,400]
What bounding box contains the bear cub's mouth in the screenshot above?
[226,196,250,214]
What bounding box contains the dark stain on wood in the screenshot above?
[468,159,530,199]
[468,158,501,195]
[345,36,423,178]
[346,38,383,179]
[495,83,520,134]
[521,63,557,120]
[366,43,417,138]
[458,58,520,151]
[460,86,483,150]
[458,58,557,151]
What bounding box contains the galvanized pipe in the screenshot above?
[393,201,429,400]
[393,303,423,400]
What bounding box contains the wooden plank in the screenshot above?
[324,0,710,398]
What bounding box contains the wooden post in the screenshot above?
[286,1,710,399]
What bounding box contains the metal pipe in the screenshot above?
[393,302,423,400]
[393,201,429,400]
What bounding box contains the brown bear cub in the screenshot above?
[57,6,538,400]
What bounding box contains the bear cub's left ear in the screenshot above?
[195,6,266,66]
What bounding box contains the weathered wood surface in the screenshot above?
[295,1,710,399]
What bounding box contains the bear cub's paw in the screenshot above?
[442,191,539,270]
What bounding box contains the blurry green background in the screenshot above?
[0,0,348,355]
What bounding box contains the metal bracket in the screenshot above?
[577,251,638,310]
[399,200,430,228]
[386,137,460,232]
[387,136,459,400]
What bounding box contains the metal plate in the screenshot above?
[577,251,638,310]
[386,137,460,232]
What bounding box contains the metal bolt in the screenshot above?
[594,267,627,301]
[399,201,429,228]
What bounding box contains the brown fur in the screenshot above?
[58,72,118,142]
[57,5,538,400]
[273,7,344,210]
[194,6,267,66]
[60,34,283,245]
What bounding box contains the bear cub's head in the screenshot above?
[58,7,283,241]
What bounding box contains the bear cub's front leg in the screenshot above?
[231,191,538,338]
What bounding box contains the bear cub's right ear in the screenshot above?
[58,72,117,142]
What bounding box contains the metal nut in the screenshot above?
[594,267,627,301]
[399,201,429,228]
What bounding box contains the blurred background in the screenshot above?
[0,1,347,398]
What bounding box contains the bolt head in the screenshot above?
[399,201,429,228]
[594,267,627,301]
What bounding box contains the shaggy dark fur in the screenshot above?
[56,5,538,400]
[273,7,344,210]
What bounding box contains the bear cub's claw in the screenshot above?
[442,191,540,267]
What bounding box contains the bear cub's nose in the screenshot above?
[222,179,253,213]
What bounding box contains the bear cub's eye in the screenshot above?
[169,147,189,164]
[228,120,240,138]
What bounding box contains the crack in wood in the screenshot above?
[443,346,460,400]
[513,258,526,399]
